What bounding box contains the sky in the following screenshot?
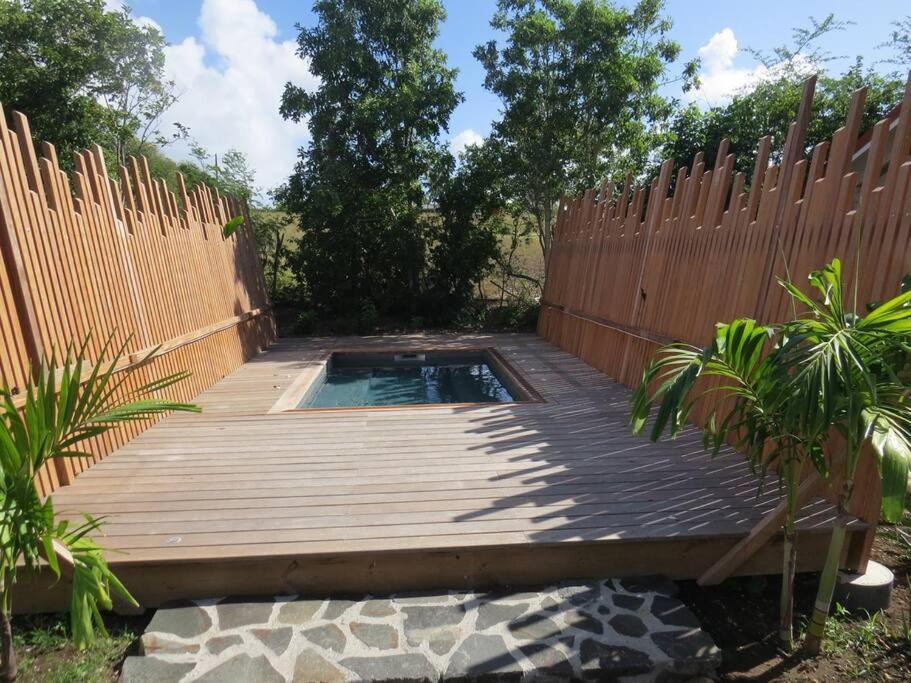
[109,0,908,191]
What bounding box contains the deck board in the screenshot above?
[29,333,863,608]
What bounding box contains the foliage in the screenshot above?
[13,613,139,683]
[663,17,905,178]
[481,300,541,331]
[250,209,296,301]
[777,262,911,523]
[293,310,317,336]
[631,260,911,648]
[281,0,480,323]
[191,147,258,202]
[0,0,180,170]
[474,0,696,261]
[221,215,244,239]
[95,6,180,166]
[0,336,199,679]
[821,603,911,679]
[881,15,911,66]
[423,144,505,322]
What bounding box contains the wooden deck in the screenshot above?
[25,334,865,609]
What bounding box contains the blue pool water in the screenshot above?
[300,360,516,408]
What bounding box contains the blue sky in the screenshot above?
[113,0,908,190]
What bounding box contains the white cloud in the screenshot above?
[687,28,762,106]
[156,0,317,191]
[686,28,813,107]
[135,15,162,33]
[104,1,161,35]
[449,128,483,157]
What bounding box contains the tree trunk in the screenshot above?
[779,521,797,646]
[778,461,800,647]
[1,608,15,682]
[270,232,284,300]
[804,482,852,655]
[542,202,553,267]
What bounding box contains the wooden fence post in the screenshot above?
[0,155,44,370]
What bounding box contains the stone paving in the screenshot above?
[121,577,721,682]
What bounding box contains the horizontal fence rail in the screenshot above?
[0,104,275,497]
[539,73,911,550]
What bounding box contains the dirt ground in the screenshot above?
[679,524,911,682]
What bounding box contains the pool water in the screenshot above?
[299,355,517,408]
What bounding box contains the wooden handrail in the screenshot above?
[539,300,675,346]
[10,307,270,409]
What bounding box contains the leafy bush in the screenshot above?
[357,300,378,334]
[451,299,540,332]
[293,310,317,335]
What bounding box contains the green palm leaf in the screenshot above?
[0,333,199,649]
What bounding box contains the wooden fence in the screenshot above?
[0,104,275,497]
[539,74,911,552]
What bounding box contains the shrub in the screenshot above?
[293,310,317,335]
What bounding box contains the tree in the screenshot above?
[191,146,258,201]
[631,318,814,647]
[0,0,178,169]
[0,337,199,680]
[97,6,181,166]
[423,144,503,321]
[881,16,911,66]
[474,0,696,262]
[280,0,462,320]
[663,17,905,177]
[665,66,903,178]
[251,208,294,301]
[792,264,911,653]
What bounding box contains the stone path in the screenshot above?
[121,577,720,682]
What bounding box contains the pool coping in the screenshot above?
[267,345,545,414]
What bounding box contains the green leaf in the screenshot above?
[862,289,911,328]
[869,414,911,523]
[42,535,61,580]
[222,215,244,238]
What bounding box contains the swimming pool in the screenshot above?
[296,349,534,409]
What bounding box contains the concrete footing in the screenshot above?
[834,560,894,615]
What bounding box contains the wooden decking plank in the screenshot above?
[53,478,771,511]
[51,472,771,505]
[56,490,792,524]
[70,455,749,482]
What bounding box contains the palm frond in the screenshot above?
[1,332,198,648]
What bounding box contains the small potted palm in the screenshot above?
[0,336,200,681]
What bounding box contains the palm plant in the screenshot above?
[630,318,814,646]
[784,261,911,653]
[0,336,200,681]
[630,259,911,651]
